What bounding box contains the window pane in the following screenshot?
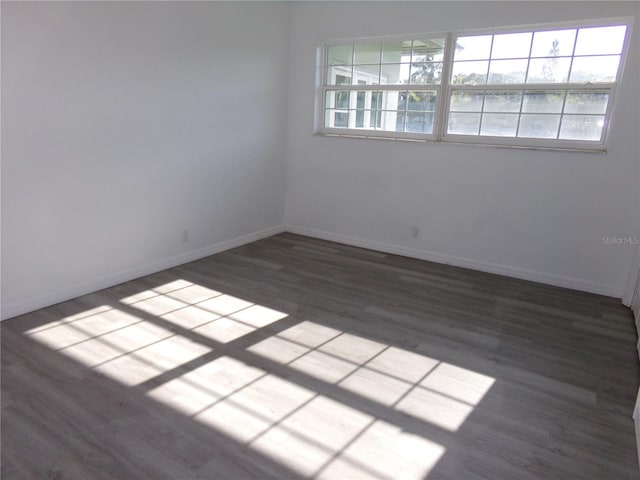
[559,115,604,140]
[531,29,576,57]
[371,91,382,110]
[518,114,561,138]
[570,56,620,82]
[396,91,408,112]
[491,32,532,59]
[480,113,518,136]
[354,43,381,64]
[325,91,352,110]
[526,57,571,83]
[411,39,445,62]
[336,74,352,86]
[326,66,352,85]
[327,44,353,65]
[407,91,437,111]
[379,110,404,132]
[324,110,331,128]
[410,63,443,84]
[452,61,488,84]
[450,91,484,112]
[522,91,565,113]
[325,110,350,128]
[334,91,350,109]
[380,63,410,85]
[448,113,481,135]
[370,108,382,128]
[454,35,492,61]
[334,111,349,127]
[352,65,380,85]
[406,112,435,133]
[484,92,522,112]
[564,92,609,114]
[575,25,627,55]
[350,110,379,129]
[488,59,527,83]
[382,41,412,63]
[380,90,402,111]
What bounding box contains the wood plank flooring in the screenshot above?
[2,232,639,479]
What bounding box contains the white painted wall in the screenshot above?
[1,2,290,319]
[285,1,640,297]
[3,1,639,321]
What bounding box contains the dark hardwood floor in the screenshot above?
[2,233,639,479]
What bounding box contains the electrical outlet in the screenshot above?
[182,228,189,243]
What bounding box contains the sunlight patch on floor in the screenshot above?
[249,321,495,432]
[148,356,267,416]
[317,420,446,479]
[25,279,497,479]
[94,334,211,386]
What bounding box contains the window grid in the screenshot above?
[323,36,446,137]
[445,86,612,141]
[319,20,630,150]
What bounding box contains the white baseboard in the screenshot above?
[1,225,285,321]
[634,387,640,470]
[285,225,624,299]
[623,243,640,307]
[2,223,624,321]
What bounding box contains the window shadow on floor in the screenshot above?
[3,233,639,479]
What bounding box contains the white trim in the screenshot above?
[448,16,635,38]
[0,225,286,322]
[623,242,640,306]
[320,16,635,46]
[325,84,441,92]
[440,131,608,152]
[2,224,625,321]
[314,130,609,153]
[448,83,616,91]
[285,224,624,298]
[634,387,640,470]
[318,128,437,142]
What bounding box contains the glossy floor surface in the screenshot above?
[2,233,639,479]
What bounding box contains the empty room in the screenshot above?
[2,1,640,478]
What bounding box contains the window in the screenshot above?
[323,38,445,138]
[318,20,631,151]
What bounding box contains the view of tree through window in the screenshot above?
[319,21,629,150]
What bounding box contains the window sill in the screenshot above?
[314,131,608,154]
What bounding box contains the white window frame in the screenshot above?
[319,35,447,142]
[316,17,634,152]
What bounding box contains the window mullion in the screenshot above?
[516,34,536,137]
[320,44,329,131]
[477,88,486,136]
[436,33,456,141]
[565,30,579,84]
[600,84,617,144]
[556,90,569,139]
[514,90,525,138]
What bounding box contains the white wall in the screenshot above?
[1,2,290,319]
[3,2,639,321]
[285,1,640,297]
